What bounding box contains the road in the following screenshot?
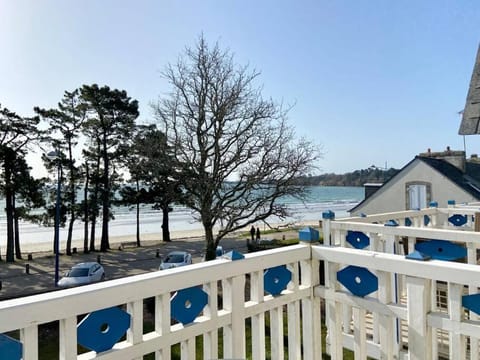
[0,236,249,301]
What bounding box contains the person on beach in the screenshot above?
[250,226,255,243]
[256,227,261,242]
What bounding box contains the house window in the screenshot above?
[406,182,431,210]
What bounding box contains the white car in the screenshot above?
[159,251,192,270]
[58,262,105,287]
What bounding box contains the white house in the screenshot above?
[352,44,480,217]
[350,148,480,216]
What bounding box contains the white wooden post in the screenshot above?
[326,262,342,359]
[377,270,395,359]
[300,257,322,360]
[407,276,432,360]
[353,307,366,359]
[383,234,400,355]
[430,281,438,360]
[429,203,438,227]
[371,232,381,345]
[127,300,143,360]
[223,275,246,359]
[322,210,334,357]
[322,211,335,246]
[287,262,301,360]
[59,316,77,360]
[203,280,218,360]
[469,282,479,360]
[467,242,476,265]
[270,306,284,360]
[448,283,466,359]
[413,215,421,228]
[338,227,351,336]
[21,325,38,360]
[155,293,171,360]
[471,212,480,359]
[250,270,266,359]
[181,338,195,359]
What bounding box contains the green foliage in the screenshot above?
[79,84,140,251]
[35,90,86,254]
[0,104,44,261]
[295,166,400,186]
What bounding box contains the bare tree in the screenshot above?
[152,36,321,260]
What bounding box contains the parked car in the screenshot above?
[159,251,192,270]
[58,262,105,288]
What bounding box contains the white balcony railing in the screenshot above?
[2,205,480,359]
[0,244,320,360]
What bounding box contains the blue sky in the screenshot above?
[1,0,479,177]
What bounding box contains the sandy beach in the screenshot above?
[15,220,320,255]
[17,228,206,254]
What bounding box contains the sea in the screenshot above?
[0,186,364,249]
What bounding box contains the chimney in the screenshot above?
[364,183,382,199]
[419,147,466,172]
[468,154,480,163]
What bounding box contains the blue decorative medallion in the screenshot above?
[77,307,131,353]
[223,250,245,260]
[404,217,412,227]
[424,215,430,226]
[448,214,468,227]
[346,231,370,249]
[337,266,378,297]
[322,210,335,220]
[405,250,431,261]
[415,240,467,261]
[264,265,292,296]
[171,286,208,325]
[0,334,22,360]
[384,219,398,227]
[462,294,480,315]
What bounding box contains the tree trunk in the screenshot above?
[90,157,100,252]
[83,162,90,253]
[13,196,22,260]
[5,162,15,262]
[100,141,110,252]
[89,214,96,252]
[66,135,75,256]
[204,223,216,261]
[66,214,74,256]
[162,204,171,242]
[135,180,141,246]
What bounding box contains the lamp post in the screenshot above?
[47,151,62,287]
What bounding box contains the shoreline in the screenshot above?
[14,220,320,255]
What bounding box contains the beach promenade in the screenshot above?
[0,229,300,300]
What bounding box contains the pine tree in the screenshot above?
[80,85,139,252]
[0,105,42,262]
